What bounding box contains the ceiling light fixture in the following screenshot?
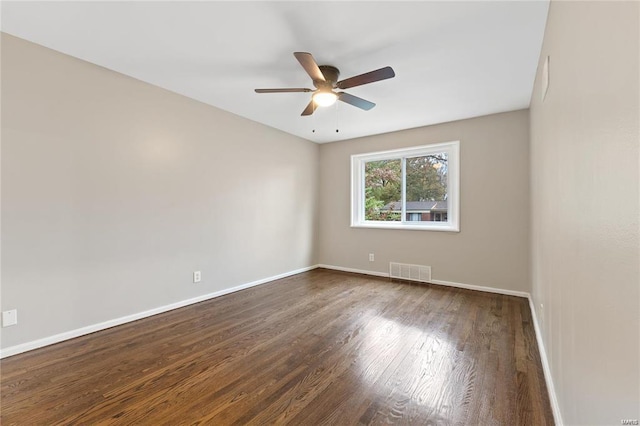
[313,91,337,107]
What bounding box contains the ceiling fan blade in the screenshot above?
[301,100,315,116]
[294,52,325,82]
[336,66,395,89]
[255,88,312,93]
[338,92,376,110]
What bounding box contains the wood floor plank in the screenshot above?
[1,269,554,425]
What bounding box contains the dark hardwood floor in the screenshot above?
[1,269,554,425]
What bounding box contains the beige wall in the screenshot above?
[0,34,319,350]
[530,1,639,425]
[318,110,531,293]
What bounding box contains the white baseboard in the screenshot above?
[429,279,530,298]
[528,296,564,426]
[318,264,529,298]
[0,264,319,359]
[317,264,389,278]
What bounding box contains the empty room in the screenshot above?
[1,1,638,425]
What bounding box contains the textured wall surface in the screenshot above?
[529,1,640,424]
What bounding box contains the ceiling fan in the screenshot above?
[255,52,395,116]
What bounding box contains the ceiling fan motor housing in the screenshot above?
[315,65,340,89]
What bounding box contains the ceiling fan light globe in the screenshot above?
[313,92,338,107]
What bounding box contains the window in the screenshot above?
[408,213,422,221]
[351,141,459,231]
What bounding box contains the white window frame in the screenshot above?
[350,141,460,232]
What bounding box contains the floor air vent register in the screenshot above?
[389,262,432,283]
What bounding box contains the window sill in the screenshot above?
[351,222,460,232]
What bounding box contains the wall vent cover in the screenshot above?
[389,262,431,283]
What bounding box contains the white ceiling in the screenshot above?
[1,1,549,143]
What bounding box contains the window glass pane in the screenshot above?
[405,153,448,222]
[364,159,401,221]
[351,142,458,231]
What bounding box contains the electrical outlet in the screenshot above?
[369,253,375,262]
[2,310,18,327]
[193,271,201,283]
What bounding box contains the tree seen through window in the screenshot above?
[364,154,448,222]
